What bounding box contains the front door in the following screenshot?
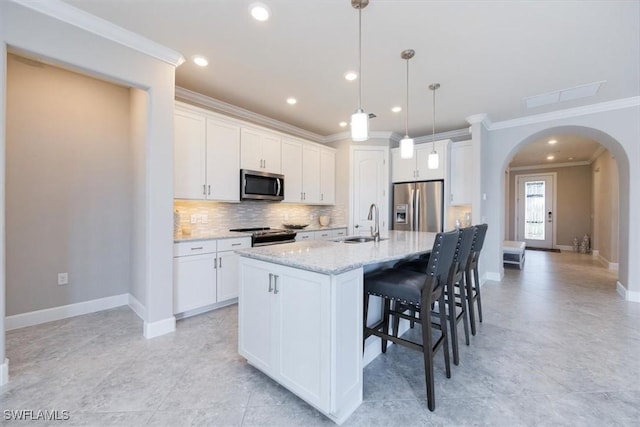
[351,147,389,236]
[516,173,555,249]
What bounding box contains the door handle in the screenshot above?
[218,257,222,268]
[268,273,274,292]
[273,275,279,294]
[548,211,553,222]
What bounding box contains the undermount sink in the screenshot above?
[337,236,388,244]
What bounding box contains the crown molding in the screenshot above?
[466,113,491,129]
[489,96,640,131]
[413,128,470,144]
[176,86,326,143]
[10,0,185,67]
[509,161,591,171]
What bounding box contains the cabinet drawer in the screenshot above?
[315,230,332,240]
[296,231,315,241]
[174,240,217,257]
[218,237,251,252]
[332,228,347,238]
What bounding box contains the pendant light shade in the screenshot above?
[351,109,369,141]
[399,49,415,159]
[350,0,369,142]
[427,83,440,169]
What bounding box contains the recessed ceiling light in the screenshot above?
[249,3,270,21]
[391,106,402,113]
[568,157,575,161]
[286,97,297,105]
[192,55,209,67]
[344,71,358,81]
[548,139,557,145]
[547,155,555,160]
[339,121,347,127]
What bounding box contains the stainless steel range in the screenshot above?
[229,227,296,247]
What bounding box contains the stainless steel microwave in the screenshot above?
[240,169,284,201]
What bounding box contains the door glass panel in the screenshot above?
[524,180,545,240]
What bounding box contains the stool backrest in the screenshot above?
[425,230,460,292]
[470,224,488,253]
[454,226,475,268]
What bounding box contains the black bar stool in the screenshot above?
[466,224,488,335]
[363,230,459,411]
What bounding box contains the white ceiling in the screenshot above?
[62,0,639,165]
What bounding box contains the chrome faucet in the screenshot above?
[367,203,380,242]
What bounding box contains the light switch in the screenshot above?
[190,214,198,224]
[201,214,208,224]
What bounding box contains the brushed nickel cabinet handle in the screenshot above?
[273,275,279,294]
[268,273,274,292]
[190,247,203,251]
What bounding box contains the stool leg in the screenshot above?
[473,266,483,323]
[392,301,401,338]
[458,278,470,346]
[465,268,477,336]
[420,302,435,411]
[439,292,451,379]
[447,282,459,365]
[363,292,369,353]
[382,298,391,353]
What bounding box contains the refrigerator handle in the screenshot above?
[410,188,415,231]
[415,188,421,232]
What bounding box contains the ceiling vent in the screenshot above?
[524,80,606,109]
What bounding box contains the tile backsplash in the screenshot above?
[174,200,347,237]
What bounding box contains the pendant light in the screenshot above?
[350,0,369,141]
[427,83,440,169]
[399,49,415,159]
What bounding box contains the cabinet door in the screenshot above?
[240,128,263,171]
[319,149,336,204]
[206,118,240,201]
[216,250,241,301]
[261,133,282,174]
[417,141,446,181]
[331,228,347,238]
[274,268,331,411]
[450,140,472,205]
[173,253,216,313]
[281,139,303,202]
[391,148,416,183]
[174,110,206,199]
[302,144,321,203]
[238,261,275,373]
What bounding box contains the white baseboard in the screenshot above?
[5,294,129,331]
[128,294,147,320]
[617,281,640,303]
[556,245,574,251]
[144,316,176,339]
[597,254,619,271]
[592,249,600,258]
[0,358,8,386]
[483,271,502,283]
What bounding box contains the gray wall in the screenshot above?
[6,54,132,316]
[507,164,593,247]
[592,150,619,263]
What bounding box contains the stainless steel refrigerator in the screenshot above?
[392,180,444,232]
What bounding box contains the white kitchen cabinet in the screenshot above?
[331,228,347,238]
[281,138,303,203]
[239,259,332,412]
[174,103,240,201]
[391,140,448,183]
[241,128,281,174]
[238,257,363,423]
[319,148,336,204]
[173,237,250,315]
[449,140,473,205]
[302,144,321,203]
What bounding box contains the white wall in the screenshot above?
[475,100,640,299]
[0,0,180,383]
[592,150,619,264]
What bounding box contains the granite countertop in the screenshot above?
[236,230,437,275]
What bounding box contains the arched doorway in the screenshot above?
[497,125,630,293]
[502,131,619,272]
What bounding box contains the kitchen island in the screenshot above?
[236,231,436,424]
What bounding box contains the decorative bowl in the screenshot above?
[283,223,309,230]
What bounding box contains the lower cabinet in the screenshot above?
[238,257,363,421]
[295,228,347,242]
[173,237,250,315]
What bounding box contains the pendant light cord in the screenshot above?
[358,3,362,110]
[405,58,410,137]
[432,85,436,148]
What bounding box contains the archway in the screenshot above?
[496,125,629,293]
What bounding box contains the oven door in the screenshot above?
[241,169,284,201]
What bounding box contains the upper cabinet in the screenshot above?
[391,140,448,183]
[241,128,281,174]
[281,138,335,205]
[174,105,240,201]
[449,140,472,205]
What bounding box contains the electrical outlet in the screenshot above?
[190,214,198,224]
[201,214,208,224]
[58,272,68,286]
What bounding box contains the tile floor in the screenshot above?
[2,251,640,426]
